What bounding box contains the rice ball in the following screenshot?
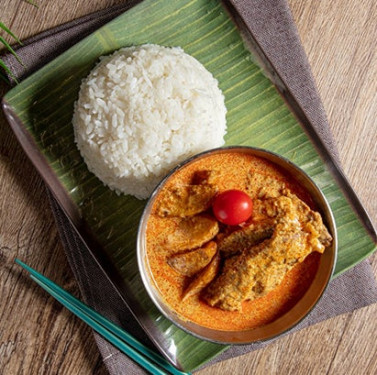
[72,44,227,199]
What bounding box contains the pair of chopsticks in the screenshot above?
[15,259,191,375]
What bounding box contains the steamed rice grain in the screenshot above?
[73,44,227,199]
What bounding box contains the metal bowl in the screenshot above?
[137,146,337,344]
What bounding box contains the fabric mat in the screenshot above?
[2,0,377,374]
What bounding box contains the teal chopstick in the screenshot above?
[15,259,190,375]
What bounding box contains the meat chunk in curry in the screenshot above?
[167,241,217,277]
[154,184,217,217]
[217,223,274,257]
[203,193,332,311]
[182,250,220,301]
[165,215,219,252]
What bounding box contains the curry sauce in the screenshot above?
[145,151,331,331]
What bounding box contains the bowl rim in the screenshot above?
[137,145,338,344]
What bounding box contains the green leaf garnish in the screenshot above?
[0,22,23,45]
[23,0,39,8]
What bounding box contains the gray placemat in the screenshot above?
[2,1,377,374]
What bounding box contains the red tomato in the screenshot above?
[212,190,253,225]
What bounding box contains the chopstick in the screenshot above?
[15,259,191,375]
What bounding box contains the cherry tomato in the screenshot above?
[212,190,253,225]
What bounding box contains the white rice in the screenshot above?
[72,44,227,199]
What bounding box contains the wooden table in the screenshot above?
[1,1,376,374]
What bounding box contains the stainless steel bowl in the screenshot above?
[137,146,337,344]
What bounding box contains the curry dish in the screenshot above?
[145,151,332,331]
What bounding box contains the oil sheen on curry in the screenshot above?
[145,151,332,331]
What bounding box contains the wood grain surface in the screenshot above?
[1,0,376,374]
